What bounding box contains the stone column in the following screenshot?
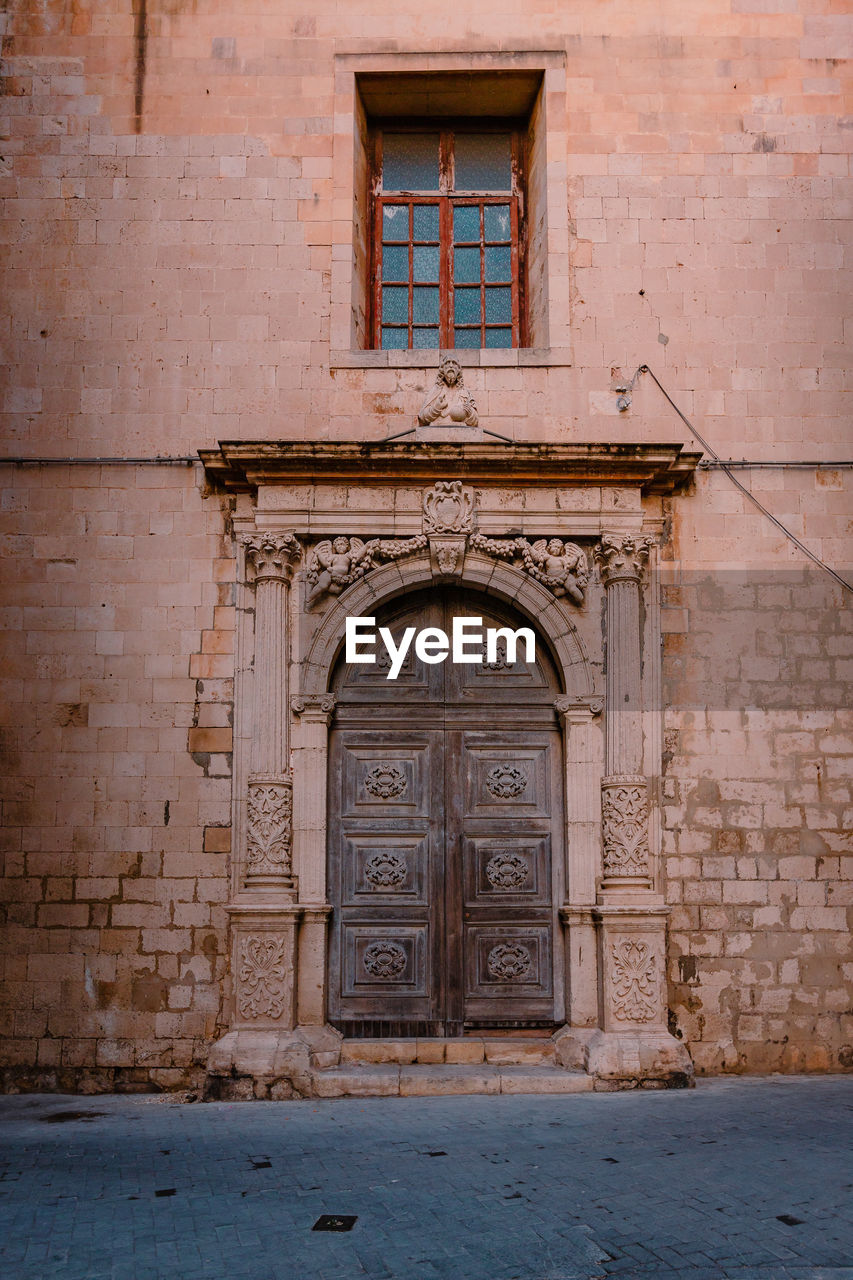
[241,533,301,894]
[594,533,654,892]
[291,694,336,1026]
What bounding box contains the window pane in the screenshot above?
[382,286,409,323]
[413,287,440,323]
[453,205,480,243]
[413,205,439,241]
[485,245,512,282]
[382,327,408,349]
[484,204,511,242]
[454,247,480,284]
[412,327,439,349]
[454,133,512,191]
[454,287,481,324]
[485,287,512,323]
[485,327,512,348]
[383,133,440,191]
[381,244,409,283]
[412,246,439,282]
[454,327,481,348]
[382,204,409,240]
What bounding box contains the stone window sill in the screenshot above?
[329,348,572,370]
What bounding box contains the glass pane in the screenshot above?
[381,244,409,283]
[381,327,408,349]
[454,133,512,191]
[413,246,439,282]
[382,204,409,240]
[485,245,512,282]
[412,205,439,241]
[454,287,481,324]
[484,204,511,242]
[382,286,409,323]
[412,327,439,349]
[413,286,440,324]
[453,205,480,243]
[485,327,512,348]
[485,287,512,323]
[454,327,481,348]
[454,247,480,284]
[382,133,440,191]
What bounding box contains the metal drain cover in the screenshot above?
[313,1214,357,1232]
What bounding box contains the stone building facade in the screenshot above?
[0,0,851,1095]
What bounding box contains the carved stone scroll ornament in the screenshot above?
[291,694,336,720]
[610,939,658,1022]
[593,532,654,585]
[237,934,289,1020]
[305,535,427,607]
[601,775,651,879]
[241,532,301,582]
[422,480,475,534]
[245,775,293,877]
[469,533,588,604]
[417,357,479,427]
[487,942,532,981]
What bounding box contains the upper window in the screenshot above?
[371,128,524,351]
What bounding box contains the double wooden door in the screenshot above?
[327,589,563,1037]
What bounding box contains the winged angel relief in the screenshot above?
[306,535,427,607]
[470,534,589,605]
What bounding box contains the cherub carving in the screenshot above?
[417,357,479,427]
[306,536,377,606]
[518,538,588,605]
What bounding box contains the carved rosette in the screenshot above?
[363,940,407,979]
[593,533,654,586]
[609,938,659,1023]
[245,774,293,883]
[485,851,529,890]
[364,763,407,800]
[485,764,527,799]
[237,934,289,1020]
[601,775,651,881]
[487,942,532,981]
[241,532,302,583]
[365,852,407,888]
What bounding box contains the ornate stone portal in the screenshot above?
[202,441,700,1096]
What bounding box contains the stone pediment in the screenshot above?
[200,440,701,495]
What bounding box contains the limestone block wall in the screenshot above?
[0,0,851,1083]
[0,464,235,1090]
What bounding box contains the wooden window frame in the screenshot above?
[369,124,527,351]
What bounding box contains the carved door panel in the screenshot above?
[450,731,558,1026]
[328,586,563,1037]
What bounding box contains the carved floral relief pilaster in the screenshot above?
[609,938,659,1023]
[245,774,293,880]
[601,775,651,881]
[237,934,289,1021]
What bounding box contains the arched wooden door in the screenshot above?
[327,587,564,1037]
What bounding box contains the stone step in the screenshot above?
[310,1063,593,1098]
[339,1036,557,1067]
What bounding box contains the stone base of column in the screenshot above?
[559,907,599,1028]
[553,1026,694,1089]
[205,1024,344,1101]
[228,904,302,1031]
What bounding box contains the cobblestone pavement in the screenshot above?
[0,1077,851,1280]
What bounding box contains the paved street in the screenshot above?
[0,1077,851,1280]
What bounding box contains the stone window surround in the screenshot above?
[330,49,572,369]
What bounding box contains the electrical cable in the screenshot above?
[634,364,853,595]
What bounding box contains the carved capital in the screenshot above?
[245,773,293,883]
[594,533,654,586]
[291,693,336,725]
[554,695,603,722]
[601,774,651,881]
[242,532,301,583]
[422,480,475,534]
[609,938,660,1024]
